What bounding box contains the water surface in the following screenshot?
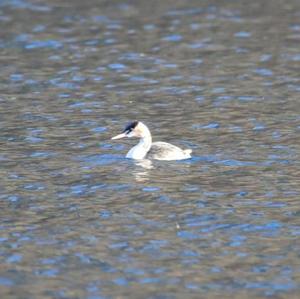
[0,0,300,298]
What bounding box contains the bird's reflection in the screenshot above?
[133,159,153,182]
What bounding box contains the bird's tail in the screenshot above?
[183,149,192,157]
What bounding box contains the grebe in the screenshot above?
[111,121,192,160]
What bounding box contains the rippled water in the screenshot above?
[1,0,300,298]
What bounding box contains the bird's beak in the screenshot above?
[111,132,127,140]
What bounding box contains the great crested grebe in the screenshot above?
[111,121,192,160]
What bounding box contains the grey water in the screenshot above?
[0,0,300,298]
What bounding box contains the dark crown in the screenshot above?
[123,120,139,133]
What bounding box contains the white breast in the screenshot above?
[126,144,148,159]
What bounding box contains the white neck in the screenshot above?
[126,123,152,159]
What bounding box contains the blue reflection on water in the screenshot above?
[192,122,220,129]
[6,254,23,263]
[25,40,63,49]
[254,68,273,76]
[0,277,13,286]
[234,31,251,38]
[161,34,183,42]
[82,154,125,165]
[108,63,126,70]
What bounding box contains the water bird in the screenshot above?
[111,121,192,160]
